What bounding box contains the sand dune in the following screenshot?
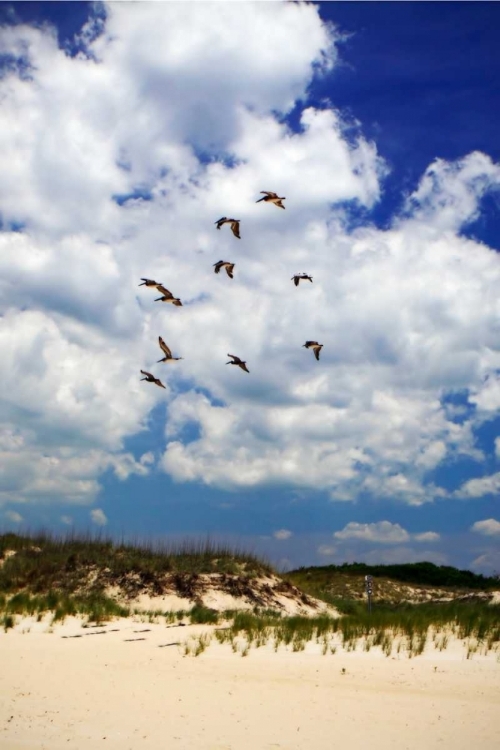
[1,617,499,750]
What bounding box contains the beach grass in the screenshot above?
[1,532,499,658]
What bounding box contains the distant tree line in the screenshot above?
[294,561,499,590]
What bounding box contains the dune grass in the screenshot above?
[1,532,498,658]
[0,531,273,597]
[207,602,500,659]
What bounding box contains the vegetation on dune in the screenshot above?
[285,562,499,608]
[287,561,498,593]
[0,532,273,597]
[1,533,499,659]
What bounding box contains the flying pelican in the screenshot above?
[139,278,165,290]
[157,337,183,363]
[303,341,323,361]
[291,273,313,286]
[154,287,183,306]
[213,260,235,278]
[140,370,166,389]
[215,217,241,238]
[256,191,286,209]
[226,354,249,373]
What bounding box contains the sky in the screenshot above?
[1,1,500,575]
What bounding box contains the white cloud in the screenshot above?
[455,473,500,499]
[60,515,73,526]
[90,508,107,527]
[333,521,440,544]
[4,510,23,523]
[273,529,293,541]
[334,521,410,544]
[470,518,500,536]
[413,531,440,543]
[0,3,500,510]
[317,544,337,557]
[470,551,500,575]
[402,151,500,232]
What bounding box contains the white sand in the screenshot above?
[1,617,499,750]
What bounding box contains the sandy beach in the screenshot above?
[1,617,499,750]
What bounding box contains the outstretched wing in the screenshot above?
[156,285,173,298]
[293,276,299,286]
[140,369,153,378]
[239,362,250,373]
[226,264,235,278]
[230,221,241,239]
[314,347,322,361]
[261,191,278,198]
[227,353,241,363]
[213,262,222,274]
[158,337,172,358]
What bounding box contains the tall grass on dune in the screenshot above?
[0,531,272,627]
[0,531,273,596]
[210,603,500,659]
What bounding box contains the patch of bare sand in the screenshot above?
[0,617,499,750]
[113,574,337,617]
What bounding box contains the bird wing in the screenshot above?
[140,278,154,285]
[213,262,222,274]
[155,378,166,389]
[158,337,171,357]
[230,221,241,238]
[226,264,234,278]
[239,362,250,373]
[141,369,153,378]
[156,285,173,298]
[173,299,183,306]
[293,276,299,286]
[275,200,285,209]
[227,353,241,363]
[314,346,322,361]
[261,191,277,198]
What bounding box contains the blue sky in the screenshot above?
[1,2,500,573]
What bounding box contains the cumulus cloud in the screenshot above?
[455,473,500,499]
[402,151,500,231]
[90,508,107,527]
[334,521,410,544]
[470,551,500,575]
[317,544,337,557]
[413,531,440,543]
[1,2,500,513]
[273,529,293,541]
[471,518,500,536]
[333,521,440,544]
[4,510,23,523]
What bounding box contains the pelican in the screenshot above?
[226,354,249,373]
[140,370,166,389]
[215,217,241,239]
[154,287,183,306]
[157,337,183,363]
[256,191,285,209]
[292,273,313,286]
[139,278,165,290]
[213,260,235,278]
[303,341,323,361]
